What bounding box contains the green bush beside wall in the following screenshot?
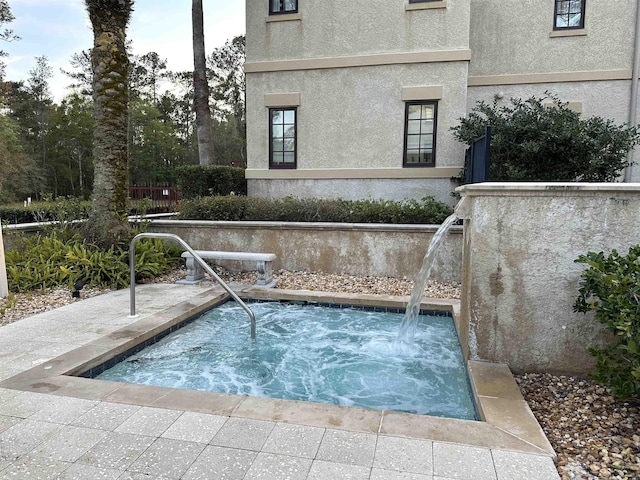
[176,165,247,199]
[178,196,453,224]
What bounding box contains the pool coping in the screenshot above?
[0,286,555,460]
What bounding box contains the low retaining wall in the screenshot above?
[456,183,640,375]
[148,220,463,284]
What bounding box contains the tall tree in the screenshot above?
[208,35,246,163]
[192,0,215,165]
[0,0,19,81]
[84,0,133,246]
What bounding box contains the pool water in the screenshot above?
[97,302,478,420]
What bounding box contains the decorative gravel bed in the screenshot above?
[0,267,638,478]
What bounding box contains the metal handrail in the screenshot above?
[128,232,256,339]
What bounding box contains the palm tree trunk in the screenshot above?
[192,0,215,165]
[85,0,133,246]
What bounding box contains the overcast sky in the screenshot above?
[3,0,246,101]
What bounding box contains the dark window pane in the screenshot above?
[272,138,283,152]
[407,120,421,135]
[284,110,295,124]
[283,138,295,152]
[568,12,582,26]
[407,135,420,150]
[406,150,420,163]
[284,125,296,137]
[408,105,421,120]
[421,105,435,119]
[272,152,284,164]
[420,134,433,150]
[272,125,283,138]
[283,152,295,163]
[272,110,282,123]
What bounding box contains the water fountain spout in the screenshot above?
[394,213,459,350]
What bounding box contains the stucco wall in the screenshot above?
[247,178,459,207]
[246,62,469,172]
[246,0,470,62]
[469,0,635,76]
[148,220,463,284]
[456,183,640,374]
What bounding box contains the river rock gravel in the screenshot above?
[1,267,638,479]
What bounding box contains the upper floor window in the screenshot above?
[270,0,297,15]
[270,108,297,169]
[403,101,437,168]
[554,0,585,30]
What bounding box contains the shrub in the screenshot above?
[5,229,182,292]
[452,93,640,182]
[178,196,453,224]
[0,197,92,225]
[176,165,247,199]
[574,246,640,400]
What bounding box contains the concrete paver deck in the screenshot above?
[0,284,560,479]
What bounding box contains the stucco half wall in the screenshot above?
[148,220,462,284]
[455,182,640,375]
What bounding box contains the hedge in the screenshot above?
[178,196,453,224]
[176,165,247,199]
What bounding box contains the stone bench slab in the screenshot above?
[178,250,277,287]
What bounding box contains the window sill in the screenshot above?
[266,13,302,23]
[549,28,587,38]
[405,1,447,11]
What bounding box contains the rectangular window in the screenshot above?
[408,0,439,3]
[270,0,297,14]
[554,0,585,30]
[270,108,297,169]
[404,101,437,167]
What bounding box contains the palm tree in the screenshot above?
[192,0,215,165]
[84,0,133,246]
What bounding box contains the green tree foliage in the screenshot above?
[452,93,640,182]
[0,115,40,202]
[208,35,245,163]
[574,246,640,400]
[0,0,19,80]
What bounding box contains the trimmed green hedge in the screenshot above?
[176,165,247,199]
[178,196,453,224]
[0,198,91,224]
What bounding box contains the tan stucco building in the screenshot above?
[245,0,640,205]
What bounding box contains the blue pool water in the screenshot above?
[97,302,477,420]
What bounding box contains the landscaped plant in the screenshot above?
[178,195,453,224]
[574,246,640,400]
[176,165,247,199]
[4,229,181,292]
[452,93,640,182]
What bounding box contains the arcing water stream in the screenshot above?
[394,213,459,351]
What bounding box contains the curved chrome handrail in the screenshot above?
[128,232,256,339]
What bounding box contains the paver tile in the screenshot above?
[370,468,434,479]
[0,419,62,458]
[30,396,98,425]
[491,450,560,480]
[57,462,124,479]
[71,402,141,431]
[374,435,433,474]
[243,452,312,480]
[127,437,204,479]
[211,417,275,451]
[0,391,51,418]
[117,472,171,480]
[0,415,21,435]
[0,454,69,480]
[261,423,324,458]
[78,431,155,471]
[308,459,371,479]
[161,411,227,444]
[30,425,108,462]
[182,445,257,480]
[432,443,497,480]
[316,429,377,467]
[114,406,182,437]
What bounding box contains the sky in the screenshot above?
[2,0,246,101]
